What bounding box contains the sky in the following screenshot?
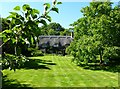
[0,0,119,28]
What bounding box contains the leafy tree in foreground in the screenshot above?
[66,1,120,65]
[1,0,62,71]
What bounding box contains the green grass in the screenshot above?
[2,55,118,87]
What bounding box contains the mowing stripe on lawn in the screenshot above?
[46,55,118,87]
[61,56,86,87]
[2,55,118,87]
[55,56,88,87]
[54,56,71,87]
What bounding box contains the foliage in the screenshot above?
[1,0,62,71]
[67,1,120,65]
[2,49,43,71]
[1,18,10,31]
[28,47,44,56]
[40,22,71,36]
[31,50,44,56]
[60,28,71,36]
[2,53,28,71]
[1,1,62,54]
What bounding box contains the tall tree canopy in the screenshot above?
[40,22,71,36]
[66,1,120,65]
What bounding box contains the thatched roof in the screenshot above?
[39,36,73,48]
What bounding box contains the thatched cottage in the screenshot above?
[38,36,73,55]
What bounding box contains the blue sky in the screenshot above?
[0,1,119,28]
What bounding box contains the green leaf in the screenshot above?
[3,30,12,33]
[0,32,3,38]
[25,12,29,19]
[9,12,18,15]
[31,36,34,45]
[15,19,22,25]
[3,38,10,43]
[57,2,62,5]
[44,3,51,11]
[51,7,59,13]
[52,0,57,5]
[32,15,37,19]
[46,15,52,22]
[39,19,47,26]
[11,38,16,44]
[22,4,30,11]
[14,6,20,11]
[7,12,18,19]
[33,9,40,14]
[20,16,24,21]
[7,15,15,19]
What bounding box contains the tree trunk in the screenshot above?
[36,37,39,49]
[99,49,103,64]
[100,53,103,64]
[62,49,65,56]
[15,37,18,55]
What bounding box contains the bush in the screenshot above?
[28,48,44,56]
[31,50,44,56]
[2,53,29,71]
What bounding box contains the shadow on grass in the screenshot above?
[2,75,33,89]
[20,59,56,70]
[1,59,56,89]
[77,62,120,73]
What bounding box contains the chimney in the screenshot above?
[69,28,74,38]
[71,31,74,38]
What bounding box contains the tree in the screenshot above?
[60,28,71,36]
[40,22,65,35]
[1,0,62,54]
[1,0,62,71]
[40,22,71,36]
[67,1,120,65]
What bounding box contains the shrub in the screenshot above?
[2,53,29,71]
[31,50,44,56]
[28,48,44,56]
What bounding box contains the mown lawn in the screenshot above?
[2,55,118,88]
